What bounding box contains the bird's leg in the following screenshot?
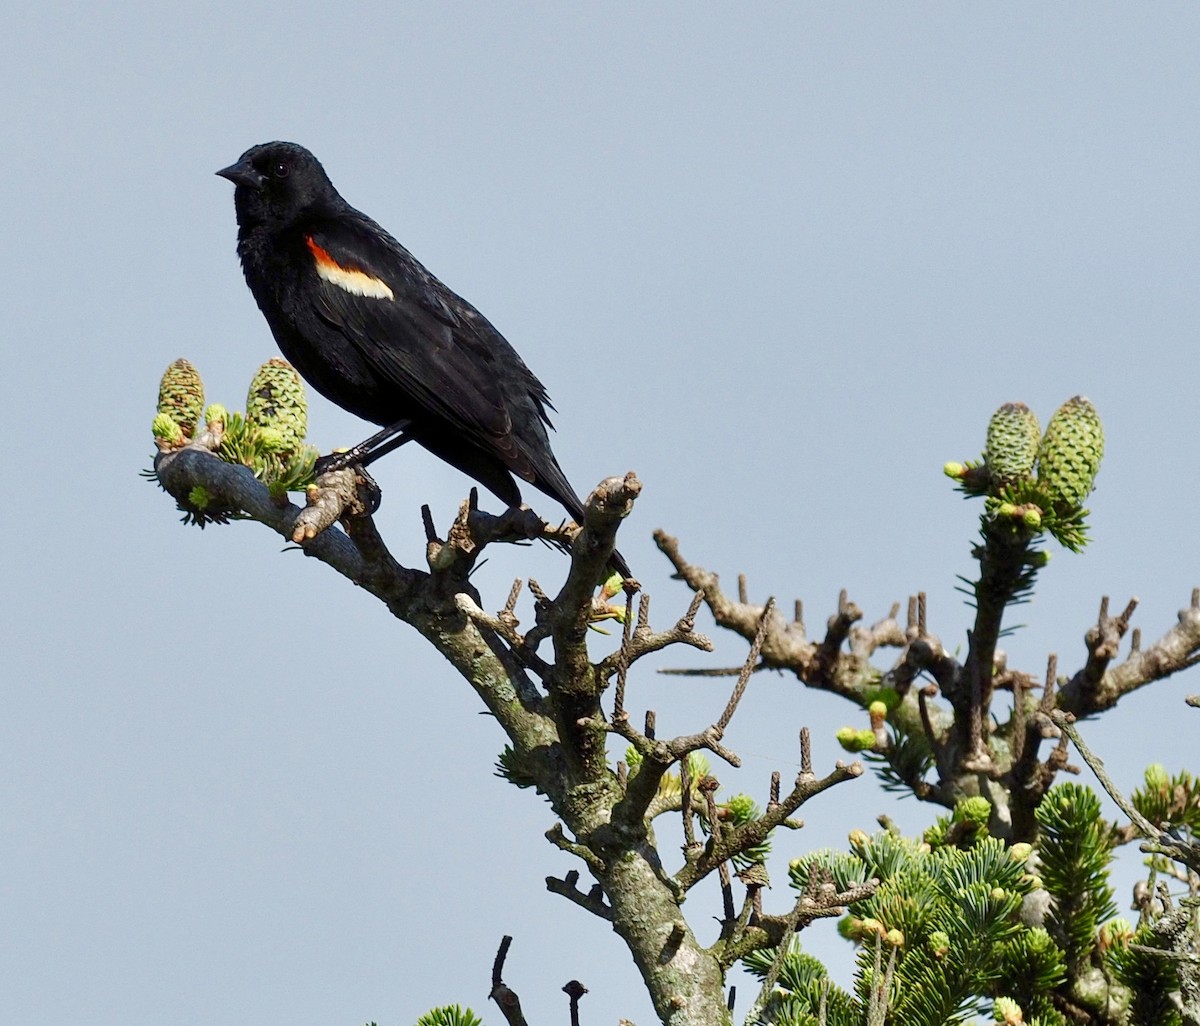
[313,419,414,514]
[357,427,414,467]
[314,419,414,476]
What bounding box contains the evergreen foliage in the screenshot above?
[1034,784,1117,974]
[150,358,318,524]
[151,372,1200,1025]
[745,780,1200,1026]
[413,1006,484,1026]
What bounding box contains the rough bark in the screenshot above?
[153,443,866,1024]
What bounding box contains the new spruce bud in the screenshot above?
[722,793,758,823]
[835,726,861,751]
[152,412,184,445]
[1143,763,1169,792]
[1097,918,1134,951]
[956,796,992,827]
[832,727,877,753]
[256,426,288,453]
[944,461,967,479]
[1037,396,1104,507]
[1025,927,1054,954]
[986,402,1041,484]
[204,403,229,428]
[993,996,1025,1025]
[157,358,205,437]
[868,700,888,729]
[859,917,885,939]
[246,358,308,453]
[598,571,625,602]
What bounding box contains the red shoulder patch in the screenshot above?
[305,236,394,300]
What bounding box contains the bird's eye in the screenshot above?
[272,161,290,179]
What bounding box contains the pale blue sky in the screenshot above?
[4,5,1200,1024]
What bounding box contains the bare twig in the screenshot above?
[544,474,644,782]
[849,602,905,661]
[554,474,642,630]
[676,755,864,894]
[1068,595,1139,693]
[599,589,713,682]
[546,823,606,873]
[546,873,613,920]
[1058,589,1200,714]
[612,589,636,721]
[1052,711,1200,874]
[819,590,862,667]
[882,595,960,698]
[654,530,817,678]
[657,665,761,677]
[680,752,698,850]
[737,871,880,1007]
[489,936,530,1026]
[563,980,588,1026]
[716,598,774,732]
[699,776,736,924]
[426,489,582,580]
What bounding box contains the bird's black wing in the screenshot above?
[303,214,549,482]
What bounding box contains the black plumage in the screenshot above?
[217,141,629,578]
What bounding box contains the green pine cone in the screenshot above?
[246,358,308,454]
[157,358,205,437]
[1037,396,1104,507]
[985,402,1041,484]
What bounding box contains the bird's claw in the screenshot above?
[314,452,383,515]
[357,467,383,515]
[314,449,357,476]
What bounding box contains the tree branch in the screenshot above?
[154,444,565,794]
[545,870,614,921]
[675,755,864,894]
[654,530,821,684]
[1058,589,1200,714]
[597,590,714,682]
[1052,710,1200,875]
[547,474,643,785]
[489,936,530,1026]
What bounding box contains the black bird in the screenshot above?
[217,141,629,579]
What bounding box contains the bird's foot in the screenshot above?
[355,466,383,515]
[314,450,382,515]
[314,446,365,476]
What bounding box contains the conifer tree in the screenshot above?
[151,364,1200,1025]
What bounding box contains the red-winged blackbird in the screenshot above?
[217,141,630,578]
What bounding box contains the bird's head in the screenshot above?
[217,141,336,229]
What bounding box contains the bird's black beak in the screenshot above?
[215,159,265,190]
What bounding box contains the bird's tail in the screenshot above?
[542,469,633,583]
